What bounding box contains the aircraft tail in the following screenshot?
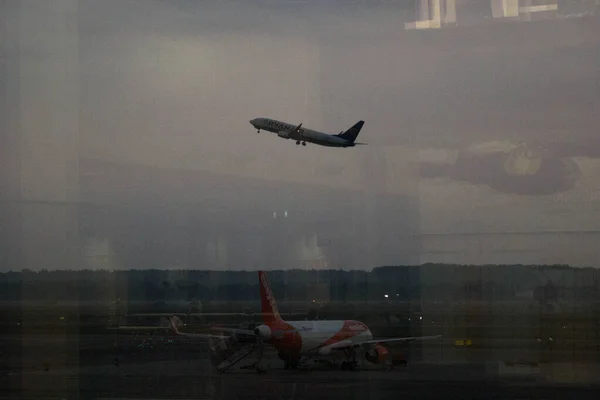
[169,315,184,334]
[258,271,282,325]
[337,120,364,142]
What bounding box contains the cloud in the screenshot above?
[420,141,586,195]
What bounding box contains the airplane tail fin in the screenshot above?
[337,120,364,142]
[258,271,282,325]
[169,315,184,334]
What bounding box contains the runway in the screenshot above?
[3,351,600,399]
[2,331,600,399]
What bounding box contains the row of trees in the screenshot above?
[1,264,597,303]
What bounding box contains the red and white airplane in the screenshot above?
[170,271,441,371]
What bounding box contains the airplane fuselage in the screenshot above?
[262,319,373,359]
[250,118,356,148]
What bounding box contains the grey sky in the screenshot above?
[79,1,600,216]
[3,0,600,269]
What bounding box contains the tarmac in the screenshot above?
[3,360,600,399]
[0,348,600,400]
[2,334,600,399]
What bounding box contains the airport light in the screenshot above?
[384,294,389,298]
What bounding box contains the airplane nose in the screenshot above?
[249,119,257,126]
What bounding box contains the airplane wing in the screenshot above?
[173,332,226,339]
[211,327,256,336]
[318,340,354,353]
[171,329,228,340]
[215,326,301,338]
[318,335,442,350]
[310,335,441,355]
[170,317,297,338]
[169,316,232,339]
[357,335,442,346]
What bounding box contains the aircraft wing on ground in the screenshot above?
[314,340,354,354]
[318,335,442,351]
[211,327,256,336]
[107,326,172,331]
[355,335,442,347]
[170,316,300,341]
[169,316,232,339]
[212,326,301,338]
[312,335,442,355]
[171,331,228,339]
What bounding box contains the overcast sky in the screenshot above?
[2,0,600,269]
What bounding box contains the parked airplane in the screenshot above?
[249,118,366,148]
[170,271,441,372]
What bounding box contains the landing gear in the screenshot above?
[341,348,359,371]
[257,129,260,133]
[295,141,307,146]
[296,141,300,145]
[384,360,394,371]
[302,142,306,146]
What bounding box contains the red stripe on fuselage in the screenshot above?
[319,320,368,349]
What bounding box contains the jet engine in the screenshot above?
[254,325,272,341]
[277,131,290,139]
[317,346,332,356]
[365,343,389,364]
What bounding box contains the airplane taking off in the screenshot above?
[249,118,366,148]
[170,271,441,372]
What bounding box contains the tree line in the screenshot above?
[0,264,597,302]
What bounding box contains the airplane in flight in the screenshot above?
[170,271,441,372]
[249,118,367,148]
